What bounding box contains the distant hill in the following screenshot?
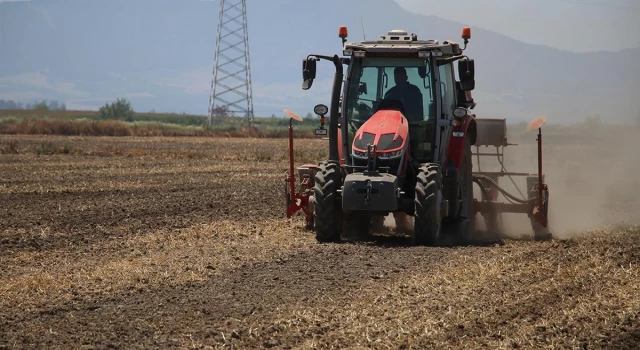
[0,0,637,123]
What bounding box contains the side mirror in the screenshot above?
[458,59,475,91]
[302,58,317,90]
[456,81,476,109]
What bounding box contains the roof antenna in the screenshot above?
[360,17,366,40]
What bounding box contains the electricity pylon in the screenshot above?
[208,0,254,126]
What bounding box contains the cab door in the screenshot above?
[436,62,457,164]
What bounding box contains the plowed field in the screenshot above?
[1,135,638,349]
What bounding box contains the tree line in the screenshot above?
[0,99,67,111]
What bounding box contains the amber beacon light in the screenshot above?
[462,27,471,40]
[339,26,348,39]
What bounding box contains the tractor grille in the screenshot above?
[352,155,402,175]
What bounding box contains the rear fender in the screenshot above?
[445,115,476,169]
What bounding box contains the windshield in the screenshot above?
[345,57,434,124]
[344,57,436,162]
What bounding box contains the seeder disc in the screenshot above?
[284,109,303,122]
[527,116,547,131]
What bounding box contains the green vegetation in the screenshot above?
[32,101,51,111]
[0,106,635,140]
[0,106,324,138]
[5,100,631,139]
[98,98,135,122]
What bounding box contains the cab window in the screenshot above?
[438,63,456,119]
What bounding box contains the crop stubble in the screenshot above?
[0,135,638,349]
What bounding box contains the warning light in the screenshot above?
[462,27,471,40]
[339,26,348,39]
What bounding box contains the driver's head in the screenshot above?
[393,67,408,85]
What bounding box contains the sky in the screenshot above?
[0,0,637,117]
[0,0,636,53]
[392,0,638,53]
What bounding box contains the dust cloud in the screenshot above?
[374,122,640,240]
[475,121,640,239]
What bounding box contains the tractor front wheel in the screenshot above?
[413,163,442,246]
[313,161,343,243]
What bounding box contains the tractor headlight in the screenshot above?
[453,107,468,119]
[353,150,402,160]
[352,150,367,159]
[378,150,402,159]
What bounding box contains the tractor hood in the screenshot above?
[352,110,409,155]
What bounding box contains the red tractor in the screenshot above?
[285,26,551,245]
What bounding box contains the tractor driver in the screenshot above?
[383,67,424,121]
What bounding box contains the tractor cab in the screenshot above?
[344,54,435,167]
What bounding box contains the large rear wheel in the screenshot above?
[413,163,442,246]
[441,135,475,244]
[458,135,476,240]
[313,161,343,243]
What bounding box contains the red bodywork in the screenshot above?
[445,115,476,168]
[351,110,409,155]
[285,165,315,227]
[285,117,314,227]
[351,110,410,175]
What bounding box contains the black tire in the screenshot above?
[313,161,343,243]
[462,136,474,219]
[413,163,442,246]
[457,135,476,240]
[441,135,475,245]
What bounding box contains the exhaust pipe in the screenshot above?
[328,54,343,164]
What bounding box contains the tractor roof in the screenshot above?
[343,29,463,58]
